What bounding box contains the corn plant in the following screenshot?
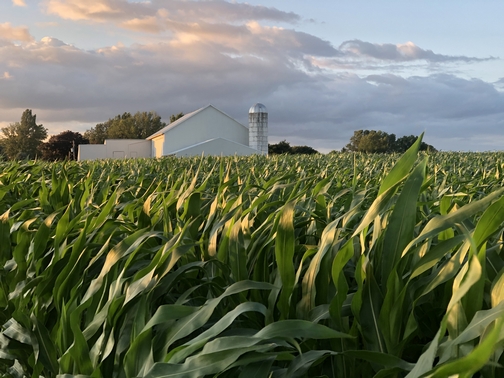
[0,140,503,377]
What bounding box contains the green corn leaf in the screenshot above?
[298,217,341,318]
[342,350,415,371]
[157,281,274,356]
[329,239,353,328]
[281,350,337,378]
[254,319,352,340]
[30,314,58,375]
[491,269,504,307]
[473,194,504,250]
[168,302,267,364]
[424,318,504,378]
[275,201,296,319]
[381,157,427,286]
[378,133,423,196]
[238,357,275,378]
[144,345,275,378]
[229,218,248,281]
[403,187,504,257]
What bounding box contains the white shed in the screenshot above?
[78,104,268,161]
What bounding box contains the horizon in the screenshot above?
[1,1,503,153]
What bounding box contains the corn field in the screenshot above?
[1,137,503,377]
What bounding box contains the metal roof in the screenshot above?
[249,103,267,114]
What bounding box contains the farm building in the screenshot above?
[77,104,268,161]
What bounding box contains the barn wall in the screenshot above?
[127,140,152,158]
[78,139,151,161]
[172,138,259,157]
[78,145,108,161]
[162,107,249,154]
[152,135,164,158]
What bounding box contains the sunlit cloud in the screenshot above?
[120,16,162,33]
[0,23,34,42]
[44,0,299,24]
[12,0,26,7]
[44,0,130,21]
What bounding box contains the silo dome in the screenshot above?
[249,103,267,114]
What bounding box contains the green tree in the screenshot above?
[345,130,437,153]
[38,130,89,160]
[392,135,437,153]
[290,145,319,154]
[268,140,319,155]
[83,122,108,144]
[0,109,47,160]
[269,140,292,154]
[170,112,185,123]
[84,111,166,143]
[346,130,395,153]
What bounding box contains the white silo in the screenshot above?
[249,103,268,155]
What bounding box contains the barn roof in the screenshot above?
[146,104,247,140]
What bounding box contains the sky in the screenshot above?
[1,0,503,152]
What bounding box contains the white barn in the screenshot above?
[78,104,268,161]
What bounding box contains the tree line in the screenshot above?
[268,140,319,155]
[0,110,182,161]
[342,130,436,153]
[0,110,436,161]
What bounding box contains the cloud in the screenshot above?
[0,23,34,42]
[44,0,152,21]
[4,2,502,152]
[339,40,494,63]
[1,32,502,152]
[45,0,300,24]
[12,0,26,7]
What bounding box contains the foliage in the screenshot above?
[269,140,319,154]
[38,130,89,161]
[394,134,437,153]
[84,111,166,143]
[345,130,437,153]
[0,109,47,160]
[170,112,185,123]
[1,144,504,377]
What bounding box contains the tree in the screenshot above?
[0,109,47,160]
[345,130,436,153]
[170,112,184,123]
[290,145,319,155]
[83,122,109,144]
[268,140,319,155]
[345,130,395,153]
[269,140,292,154]
[38,131,89,160]
[392,135,437,153]
[84,111,166,143]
